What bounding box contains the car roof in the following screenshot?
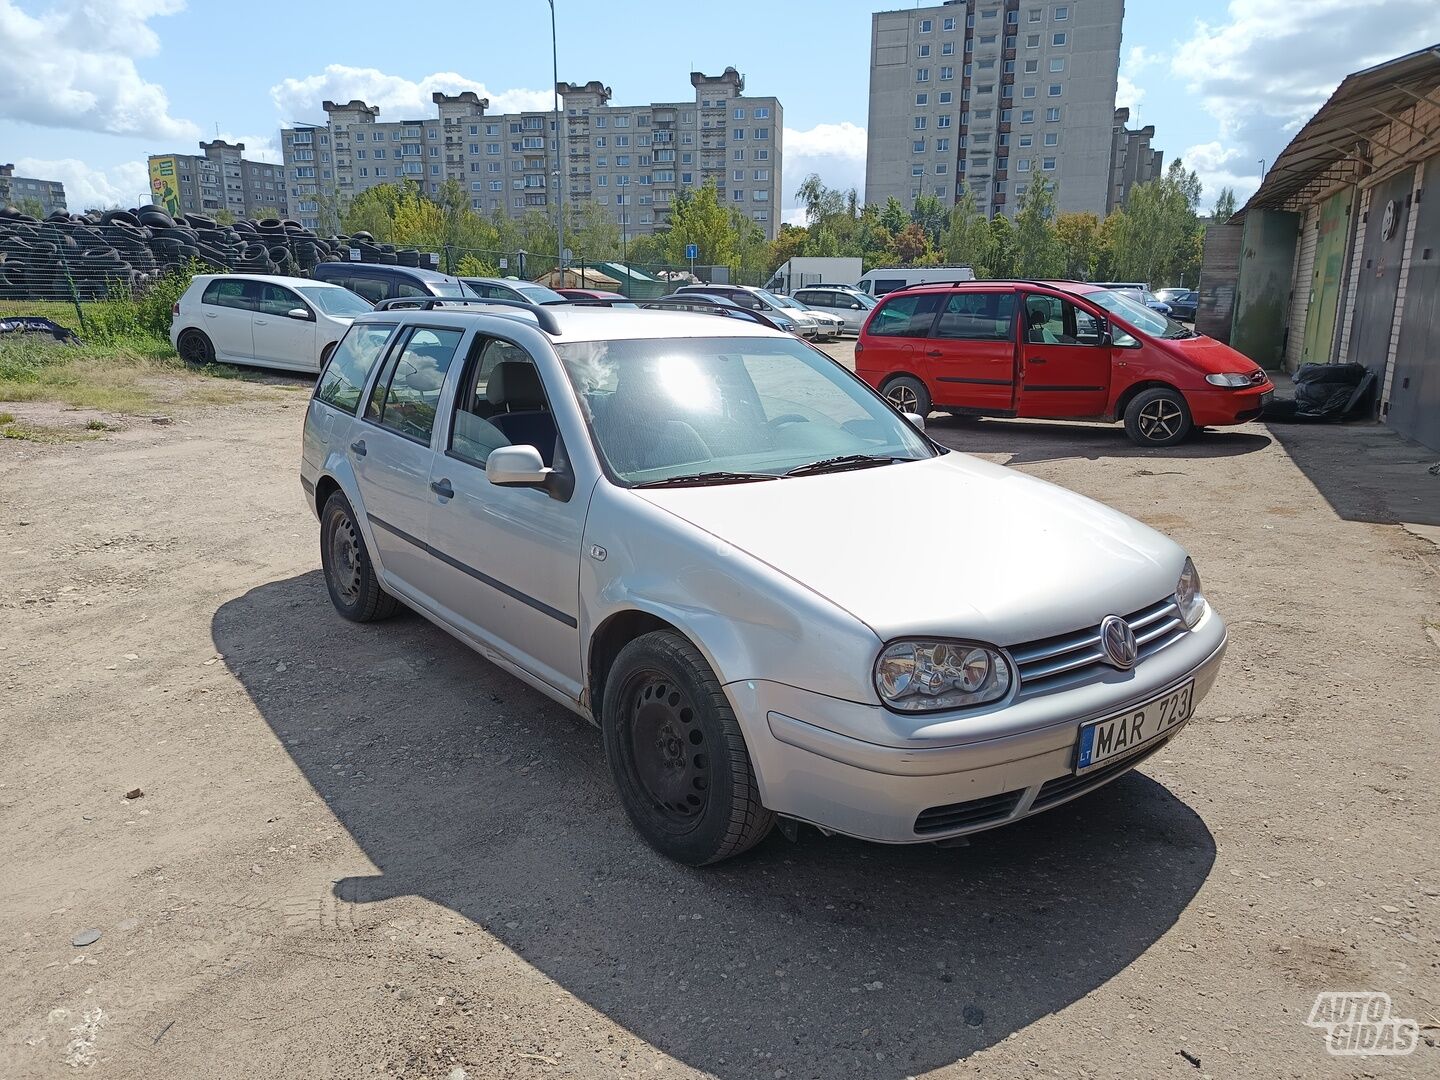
[352,303,780,344]
[878,279,1106,297]
[314,261,454,281]
[190,272,339,289]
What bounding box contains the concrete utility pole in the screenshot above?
[548,0,565,273]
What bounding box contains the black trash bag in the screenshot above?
[1263,362,1376,422]
[0,316,77,342]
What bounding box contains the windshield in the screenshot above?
[556,335,935,485]
[751,288,790,309]
[516,283,568,305]
[297,286,373,317]
[436,280,472,298]
[1088,289,1195,340]
[772,296,806,310]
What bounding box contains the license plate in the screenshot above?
[1074,681,1194,775]
[1260,389,1274,407]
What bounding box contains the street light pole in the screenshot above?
[548,0,565,276]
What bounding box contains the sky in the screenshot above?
[2,0,1439,224]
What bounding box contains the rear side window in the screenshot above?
[350,276,388,304]
[934,292,1016,341]
[202,279,252,310]
[395,281,429,299]
[315,323,397,413]
[868,293,944,337]
[364,327,465,443]
[872,278,906,295]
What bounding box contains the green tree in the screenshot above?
[1055,211,1101,280]
[214,209,237,226]
[769,223,809,271]
[566,200,621,265]
[987,214,1017,277]
[910,194,948,248]
[889,222,935,264]
[1212,186,1237,223]
[878,196,908,237]
[940,190,991,276]
[15,196,45,219]
[660,181,735,269]
[1011,176,1064,278]
[456,252,500,277]
[1104,159,1204,285]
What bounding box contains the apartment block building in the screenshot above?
[280,67,783,241]
[1107,107,1163,213]
[1,164,67,215]
[146,141,287,220]
[867,0,1124,219]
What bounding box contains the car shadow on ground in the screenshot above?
[925,415,1272,466]
[213,572,1216,1080]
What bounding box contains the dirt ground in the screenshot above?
[2,345,1437,1080]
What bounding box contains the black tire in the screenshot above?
[602,631,775,865]
[1124,387,1193,447]
[319,491,399,623]
[177,328,214,365]
[882,374,931,418]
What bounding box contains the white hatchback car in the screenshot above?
[301,300,1227,865]
[171,274,373,373]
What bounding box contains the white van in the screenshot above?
[855,266,976,297]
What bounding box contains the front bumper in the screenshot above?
[1185,384,1273,427]
[724,612,1227,844]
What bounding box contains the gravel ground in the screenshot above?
[1,349,1437,1080]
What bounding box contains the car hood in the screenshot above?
[635,453,1185,646]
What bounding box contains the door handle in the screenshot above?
[254,319,268,325]
[1027,357,1047,364]
[203,312,218,318]
[350,440,366,457]
[430,478,454,499]
[926,349,942,357]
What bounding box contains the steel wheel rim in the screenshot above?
[888,384,919,413]
[328,515,363,604]
[1138,400,1182,441]
[627,673,709,824]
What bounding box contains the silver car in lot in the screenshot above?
[300,300,1227,865]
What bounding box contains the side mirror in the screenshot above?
[904,412,926,432]
[286,307,311,320]
[486,445,551,487]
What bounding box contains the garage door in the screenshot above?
[1345,169,1413,373]
[1387,157,1440,451]
[1301,188,1352,365]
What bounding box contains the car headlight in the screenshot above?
[1205,372,1255,387]
[1176,557,1205,628]
[874,640,1012,712]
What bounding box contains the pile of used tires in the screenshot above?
[0,204,438,302]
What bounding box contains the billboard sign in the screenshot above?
[148,156,181,216]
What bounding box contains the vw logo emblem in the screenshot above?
[1100,614,1139,670]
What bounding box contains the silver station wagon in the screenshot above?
[300,300,1227,865]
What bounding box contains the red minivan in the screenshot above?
[855,280,1273,446]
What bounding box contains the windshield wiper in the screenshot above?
[634,471,780,488]
[785,454,907,477]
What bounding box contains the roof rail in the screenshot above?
[370,296,562,335]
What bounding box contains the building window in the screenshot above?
[1017,159,1031,172]
[943,15,955,30]
[937,138,950,152]
[1023,86,1037,98]
[917,43,931,57]
[1046,107,1061,121]
[916,93,929,106]
[755,107,770,118]
[912,165,925,177]
[1029,7,1042,21]
[1055,5,1069,19]
[937,115,952,128]
[734,107,746,119]
[943,41,955,55]
[1021,109,1035,123]
[940,66,954,80]
[1025,59,1039,73]
[1048,84,1062,97]
[913,138,927,153]
[1053,32,1067,46]
[936,163,948,174]
[914,116,928,130]
[1019,134,1033,147]
[939,91,953,104]
[1044,132,1059,146]
[1043,157,1056,170]
[753,190,768,201]
[916,68,930,82]
[919,17,932,31]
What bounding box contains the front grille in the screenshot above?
[1008,598,1188,699]
[914,789,1024,836]
[1031,733,1173,810]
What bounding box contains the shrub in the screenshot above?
[87,260,210,345]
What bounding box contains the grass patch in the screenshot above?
[0,418,100,444]
[0,411,13,425]
[0,335,263,414]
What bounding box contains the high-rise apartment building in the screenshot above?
[280,68,783,241]
[146,140,287,220]
[867,0,1124,219]
[0,164,67,215]
[1107,107,1163,213]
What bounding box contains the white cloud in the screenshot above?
[1182,141,1259,210]
[1124,45,1162,73]
[15,157,149,211]
[781,121,867,223]
[216,131,281,163]
[0,0,196,139]
[1171,0,1440,192]
[270,66,552,123]
[1115,75,1145,118]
